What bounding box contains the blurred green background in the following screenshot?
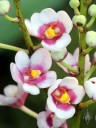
[0,0,96,128]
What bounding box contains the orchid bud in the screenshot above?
[86,31,96,48]
[69,0,80,9]
[0,0,10,16]
[88,4,96,17]
[72,15,86,26]
[51,48,67,62]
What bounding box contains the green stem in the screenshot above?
[19,105,38,119]
[85,65,96,81]
[79,100,95,109]
[82,47,92,55]
[4,15,19,23]
[0,43,28,53]
[86,17,95,29]
[33,44,42,50]
[74,8,80,15]
[58,61,79,74]
[13,0,34,54]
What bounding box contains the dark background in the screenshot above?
[0,0,96,127]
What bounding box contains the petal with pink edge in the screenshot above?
[69,85,85,104]
[0,95,16,105]
[15,50,29,72]
[37,71,57,88]
[57,11,73,33]
[37,112,50,128]
[10,63,23,84]
[39,8,58,24]
[30,48,52,73]
[30,13,43,36]
[60,77,79,89]
[23,83,40,95]
[55,33,71,49]
[55,104,75,119]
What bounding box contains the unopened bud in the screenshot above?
[72,15,86,26]
[69,0,80,9]
[86,31,96,48]
[88,4,96,17]
[0,0,10,16]
[51,48,67,62]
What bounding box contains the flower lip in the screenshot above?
[52,86,70,104]
[46,112,54,127]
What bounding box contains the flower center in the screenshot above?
[30,70,41,78]
[45,24,61,39]
[53,87,70,103]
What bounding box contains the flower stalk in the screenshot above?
[13,0,34,54]
[19,106,38,119]
[4,15,19,22]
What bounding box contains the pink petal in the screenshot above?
[37,111,50,128]
[30,48,52,73]
[60,77,79,89]
[23,83,40,95]
[37,71,57,88]
[15,50,30,72]
[39,8,58,24]
[10,63,23,84]
[57,11,73,33]
[30,13,43,36]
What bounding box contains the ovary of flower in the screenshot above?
[53,88,70,103]
[45,25,61,39]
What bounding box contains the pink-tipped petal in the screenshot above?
[25,19,34,35]
[30,13,43,36]
[15,50,29,72]
[10,63,23,84]
[30,48,52,72]
[57,11,73,33]
[37,112,50,128]
[23,83,40,95]
[55,105,75,119]
[39,8,58,24]
[70,85,85,104]
[55,33,71,49]
[60,77,79,89]
[37,71,57,88]
[0,95,16,105]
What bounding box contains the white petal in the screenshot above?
[0,95,16,105]
[73,48,79,64]
[15,50,29,72]
[37,112,49,128]
[30,13,43,36]
[85,54,91,73]
[4,85,18,97]
[23,83,40,95]
[55,106,75,119]
[41,40,63,52]
[72,85,85,104]
[64,53,74,65]
[10,63,23,84]
[30,48,52,72]
[25,19,34,35]
[55,33,71,49]
[48,79,62,95]
[60,77,79,89]
[39,8,58,24]
[57,11,73,33]
[37,71,57,88]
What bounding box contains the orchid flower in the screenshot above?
[0,84,28,108]
[37,106,67,128]
[25,8,73,52]
[57,48,91,75]
[84,77,96,100]
[10,48,57,95]
[47,77,85,119]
